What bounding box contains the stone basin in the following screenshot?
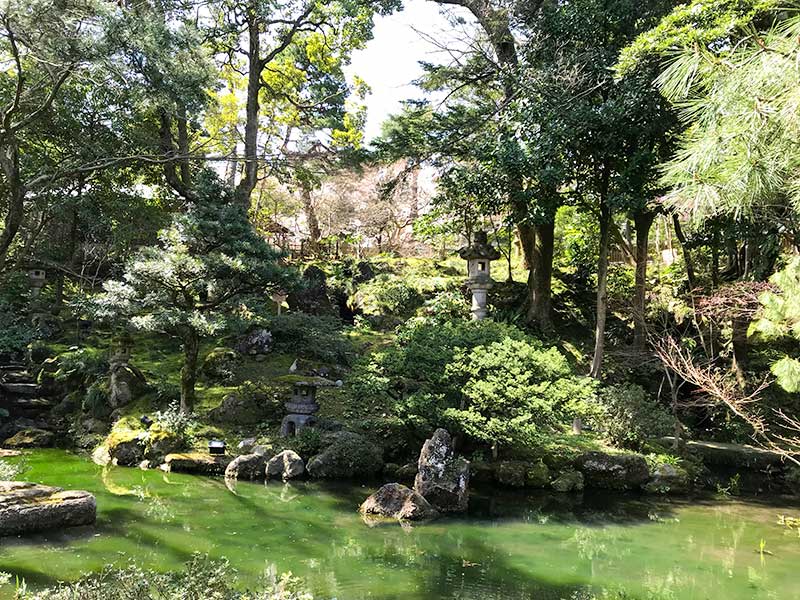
[0,481,96,536]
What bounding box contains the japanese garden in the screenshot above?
[2,0,800,598]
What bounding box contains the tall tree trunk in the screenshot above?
[432,0,552,329]
[526,221,555,331]
[632,210,655,352]
[300,187,321,253]
[672,214,696,292]
[590,201,611,379]
[0,138,25,270]
[235,6,262,208]
[180,328,199,414]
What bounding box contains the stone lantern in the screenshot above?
[28,269,46,298]
[278,376,339,437]
[110,333,134,367]
[458,230,501,320]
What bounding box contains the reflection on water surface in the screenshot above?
[1,450,799,599]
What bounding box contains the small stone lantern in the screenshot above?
[110,333,134,367]
[458,230,501,320]
[28,269,46,298]
[278,376,338,437]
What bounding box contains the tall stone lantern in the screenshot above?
[458,230,501,320]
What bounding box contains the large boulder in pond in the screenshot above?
[575,451,650,491]
[0,482,96,536]
[306,432,383,479]
[3,428,53,449]
[163,453,233,475]
[413,429,469,513]
[106,431,147,467]
[551,470,585,493]
[266,450,305,480]
[225,454,268,481]
[360,483,438,522]
[495,460,549,488]
[643,462,691,494]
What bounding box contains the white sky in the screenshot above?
[346,0,473,143]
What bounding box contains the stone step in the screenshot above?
[10,397,56,409]
[1,372,35,384]
[0,382,41,397]
[0,364,27,373]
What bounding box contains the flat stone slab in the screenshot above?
[0,481,96,536]
[685,440,785,469]
[163,453,232,475]
[0,383,42,396]
[0,449,21,458]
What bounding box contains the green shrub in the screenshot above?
[375,316,528,391]
[153,402,197,446]
[352,275,423,317]
[420,290,470,323]
[83,382,111,418]
[0,302,35,356]
[200,347,237,383]
[52,347,109,385]
[599,383,676,449]
[265,313,353,365]
[442,338,598,455]
[13,554,313,599]
[286,427,323,461]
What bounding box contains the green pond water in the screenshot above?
[1,450,799,599]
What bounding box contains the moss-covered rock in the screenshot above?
[551,470,585,493]
[200,347,238,382]
[145,430,184,462]
[0,482,96,536]
[3,428,53,449]
[495,461,527,487]
[163,453,233,475]
[575,451,650,491]
[225,453,268,480]
[306,432,383,479]
[106,430,147,467]
[493,460,548,488]
[643,463,691,495]
[360,483,438,522]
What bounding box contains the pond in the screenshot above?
[1,450,799,599]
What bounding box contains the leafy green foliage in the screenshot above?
[442,338,598,453]
[93,176,293,339]
[92,175,295,410]
[647,11,800,219]
[52,348,109,385]
[153,402,197,446]
[14,554,313,600]
[751,257,800,392]
[599,383,677,449]
[351,274,423,318]
[617,0,788,75]
[376,317,528,391]
[265,313,353,365]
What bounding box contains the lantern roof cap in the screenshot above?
[458,230,501,261]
